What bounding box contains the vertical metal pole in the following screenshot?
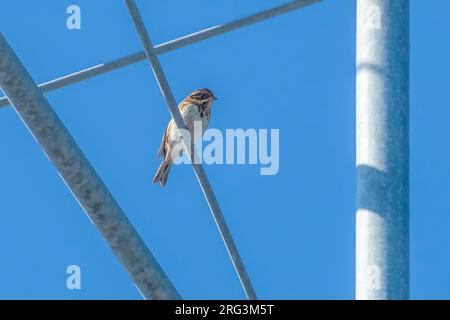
[0,33,181,300]
[356,0,409,299]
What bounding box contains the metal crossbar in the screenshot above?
[0,33,181,300]
[0,0,412,301]
[125,0,258,300]
[0,0,325,299]
[0,0,321,108]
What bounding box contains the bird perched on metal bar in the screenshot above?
[153,88,218,186]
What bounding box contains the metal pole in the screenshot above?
[0,0,322,108]
[356,0,409,299]
[124,0,257,300]
[0,33,181,300]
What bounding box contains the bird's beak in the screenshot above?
[212,95,218,101]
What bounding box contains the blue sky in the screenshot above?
[0,0,449,299]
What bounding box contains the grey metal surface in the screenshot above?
[0,0,322,108]
[355,0,409,299]
[0,32,181,300]
[125,0,257,300]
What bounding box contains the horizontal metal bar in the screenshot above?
[125,0,257,300]
[0,32,181,300]
[0,0,322,108]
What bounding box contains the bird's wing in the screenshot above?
[157,101,188,158]
[157,120,171,158]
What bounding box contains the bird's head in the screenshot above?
[187,88,218,106]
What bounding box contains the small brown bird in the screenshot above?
[153,88,218,186]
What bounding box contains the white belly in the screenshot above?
[167,104,210,161]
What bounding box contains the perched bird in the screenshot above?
[153,88,218,186]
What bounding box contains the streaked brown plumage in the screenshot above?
[153,88,217,186]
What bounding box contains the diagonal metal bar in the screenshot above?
[124,0,257,300]
[0,0,322,108]
[0,32,181,300]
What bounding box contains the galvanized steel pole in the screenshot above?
[356,0,409,299]
[124,0,257,300]
[0,33,181,300]
[0,0,322,108]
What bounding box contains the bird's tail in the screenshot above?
[152,160,173,187]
